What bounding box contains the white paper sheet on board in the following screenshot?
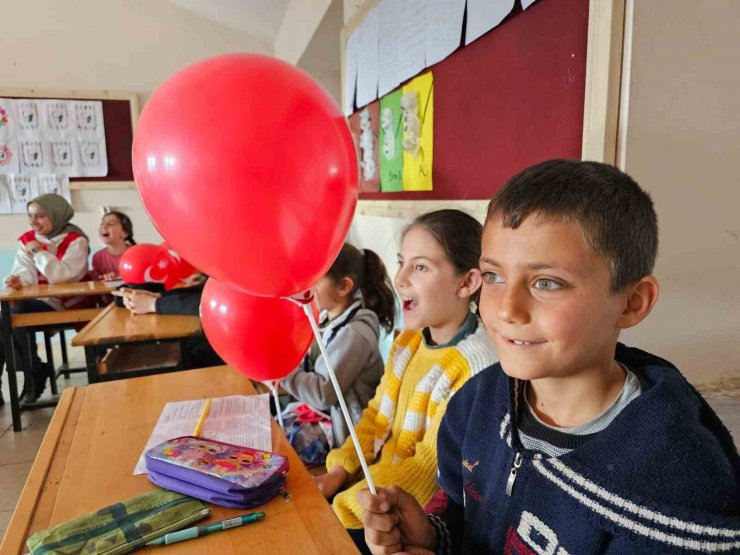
[426,0,466,66]
[465,0,515,45]
[344,30,360,115]
[396,0,427,84]
[356,6,380,107]
[377,0,403,97]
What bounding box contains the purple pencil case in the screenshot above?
[145,436,289,509]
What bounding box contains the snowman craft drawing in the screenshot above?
[358,108,376,182]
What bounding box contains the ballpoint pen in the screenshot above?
[146,512,266,546]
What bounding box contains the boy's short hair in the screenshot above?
[486,159,658,291]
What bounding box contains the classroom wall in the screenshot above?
[619,1,740,386]
[0,0,272,275]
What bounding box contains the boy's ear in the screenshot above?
[457,268,483,299]
[616,275,659,330]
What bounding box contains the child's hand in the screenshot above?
[3,275,22,289]
[112,288,161,315]
[357,485,436,555]
[314,465,348,498]
[100,272,120,281]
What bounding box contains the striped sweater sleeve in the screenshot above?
[325,340,398,476]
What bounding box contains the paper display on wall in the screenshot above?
[379,90,404,192]
[426,0,466,66]
[356,6,380,107]
[349,102,381,192]
[344,30,360,116]
[402,72,433,191]
[0,173,70,214]
[0,98,107,178]
[377,0,402,97]
[465,0,515,45]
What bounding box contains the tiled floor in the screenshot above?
[0,336,87,539]
[0,338,738,542]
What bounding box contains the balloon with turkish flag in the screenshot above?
[118,243,179,289]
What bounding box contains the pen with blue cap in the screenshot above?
[146,512,265,546]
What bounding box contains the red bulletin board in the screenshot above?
[358,0,589,201]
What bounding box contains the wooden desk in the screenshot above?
[0,281,114,432]
[0,366,358,554]
[72,304,202,383]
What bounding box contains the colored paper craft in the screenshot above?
[402,72,433,191]
[379,90,404,192]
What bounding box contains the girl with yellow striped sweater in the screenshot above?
[316,209,498,534]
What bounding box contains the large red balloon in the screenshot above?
[119,244,179,289]
[133,54,358,297]
[200,278,315,382]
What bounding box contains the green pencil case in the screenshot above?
[26,489,209,555]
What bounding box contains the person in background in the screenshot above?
[1,193,90,402]
[316,210,498,549]
[90,211,135,280]
[281,242,396,452]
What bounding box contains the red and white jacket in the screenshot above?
[11,230,90,309]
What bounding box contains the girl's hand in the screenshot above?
[24,240,43,256]
[314,465,349,498]
[112,288,161,315]
[100,272,120,281]
[357,486,436,555]
[3,275,23,289]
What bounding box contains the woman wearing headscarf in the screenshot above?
[1,194,90,403]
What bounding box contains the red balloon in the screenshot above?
[200,278,315,382]
[119,244,179,289]
[161,241,198,280]
[133,54,358,297]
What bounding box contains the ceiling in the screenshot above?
[166,0,291,47]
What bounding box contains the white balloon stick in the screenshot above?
[266,380,285,432]
[301,303,377,495]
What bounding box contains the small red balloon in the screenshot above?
[200,278,316,382]
[119,244,179,289]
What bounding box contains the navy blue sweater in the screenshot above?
[435,344,740,554]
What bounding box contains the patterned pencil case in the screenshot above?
[145,436,290,509]
[26,489,208,555]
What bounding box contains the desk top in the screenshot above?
[71,304,202,346]
[1,366,357,554]
[0,281,115,302]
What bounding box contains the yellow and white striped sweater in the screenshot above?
[326,319,497,528]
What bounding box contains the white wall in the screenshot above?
[1,0,271,272]
[620,1,740,385]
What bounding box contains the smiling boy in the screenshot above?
[357,160,740,554]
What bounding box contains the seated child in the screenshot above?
[1,193,90,401]
[358,160,740,554]
[90,211,135,280]
[317,209,499,535]
[281,243,396,452]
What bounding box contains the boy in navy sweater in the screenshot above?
[357,160,740,554]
